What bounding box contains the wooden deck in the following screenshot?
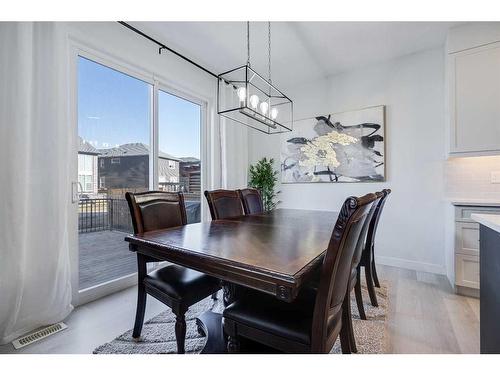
[79,230,137,290]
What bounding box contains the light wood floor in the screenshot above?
[0,265,479,354]
[383,266,479,353]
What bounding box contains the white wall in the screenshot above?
[249,48,447,274]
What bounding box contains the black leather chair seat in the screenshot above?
[144,264,220,305]
[223,287,319,345]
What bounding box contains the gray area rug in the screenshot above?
[94,282,389,354]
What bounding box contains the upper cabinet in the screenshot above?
[448,23,500,156]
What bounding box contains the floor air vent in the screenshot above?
[12,322,68,349]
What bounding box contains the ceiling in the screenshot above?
[131,22,463,89]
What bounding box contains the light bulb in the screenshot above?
[259,101,269,116]
[249,94,259,109]
[270,107,278,120]
[236,87,246,105]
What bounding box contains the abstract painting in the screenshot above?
[281,105,385,183]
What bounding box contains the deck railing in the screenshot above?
[78,196,201,233]
[78,198,132,233]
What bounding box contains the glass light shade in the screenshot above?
[237,87,246,104]
[270,107,278,120]
[249,94,260,109]
[259,101,269,115]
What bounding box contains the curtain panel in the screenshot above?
[0,22,73,344]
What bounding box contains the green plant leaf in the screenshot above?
[248,157,280,211]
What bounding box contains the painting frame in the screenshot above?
[280,105,386,184]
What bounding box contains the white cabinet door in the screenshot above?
[455,254,480,289]
[450,41,500,154]
[455,222,480,256]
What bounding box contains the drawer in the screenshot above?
[455,222,480,256]
[455,254,480,289]
[455,205,500,222]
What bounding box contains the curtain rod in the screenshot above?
[118,21,219,79]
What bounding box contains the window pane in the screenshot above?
[85,175,93,192]
[77,56,152,291]
[158,90,201,223]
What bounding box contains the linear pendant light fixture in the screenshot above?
[217,22,293,134]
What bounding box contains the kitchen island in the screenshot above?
[471,213,500,354]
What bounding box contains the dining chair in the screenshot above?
[204,189,244,219]
[125,191,221,354]
[344,191,383,353]
[223,193,378,353]
[357,188,391,307]
[238,188,264,215]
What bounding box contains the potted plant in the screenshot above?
[248,157,280,211]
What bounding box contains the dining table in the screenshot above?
[125,208,338,353]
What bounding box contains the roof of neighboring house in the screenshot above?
[97,143,180,161]
[158,150,180,162]
[179,157,200,163]
[78,137,100,155]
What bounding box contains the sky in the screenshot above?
[78,56,201,159]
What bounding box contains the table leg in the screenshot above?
[196,282,239,354]
[196,311,226,353]
[195,283,279,354]
[222,281,241,307]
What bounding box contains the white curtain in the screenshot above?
[0,22,73,344]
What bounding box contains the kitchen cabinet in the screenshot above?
[453,203,500,296]
[471,214,500,353]
[449,41,500,155]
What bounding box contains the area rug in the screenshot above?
[93,282,389,354]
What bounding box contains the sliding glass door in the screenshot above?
[77,56,152,298]
[74,52,205,304]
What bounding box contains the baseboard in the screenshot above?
[376,255,446,275]
[456,285,480,298]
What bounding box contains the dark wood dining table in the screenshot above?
[125,208,338,353]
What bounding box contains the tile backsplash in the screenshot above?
[445,155,500,200]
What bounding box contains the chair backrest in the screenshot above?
[310,193,377,352]
[238,188,264,215]
[350,191,383,272]
[365,189,391,253]
[204,189,244,220]
[125,191,187,235]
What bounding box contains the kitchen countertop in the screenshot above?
[471,213,500,233]
[448,198,500,207]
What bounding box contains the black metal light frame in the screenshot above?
[217,65,293,135]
